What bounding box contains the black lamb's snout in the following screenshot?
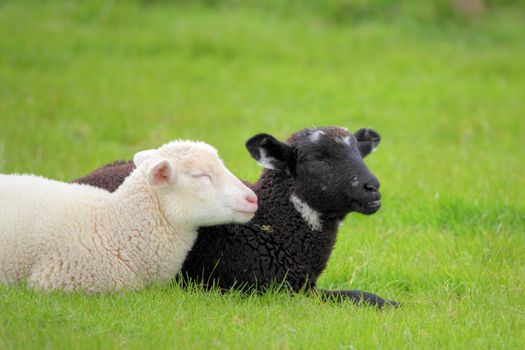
[346,171,382,215]
[363,175,380,193]
[364,182,379,192]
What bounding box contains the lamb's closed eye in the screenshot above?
[191,173,212,181]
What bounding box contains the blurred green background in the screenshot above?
[1,0,524,349]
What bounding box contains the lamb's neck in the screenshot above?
[111,171,166,226]
[250,170,345,280]
[105,170,196,261]
[252,170,342,245]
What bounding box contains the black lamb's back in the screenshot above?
[73,160,135,192]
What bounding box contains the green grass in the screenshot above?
[1,0,524,348]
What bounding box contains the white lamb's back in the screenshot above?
[0,174,110,282]
[0,173,109,226]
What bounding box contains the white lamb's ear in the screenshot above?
[147,159,175,187]
[133,149,158,167]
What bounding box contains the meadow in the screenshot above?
[1,0,524,348]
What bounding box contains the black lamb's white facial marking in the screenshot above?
[246,126,383,225]
[336,136,351,145]
[350,175,359,188]
[309,130,325,143]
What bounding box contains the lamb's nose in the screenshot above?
[364,183,380,192]
[245,194,258,205]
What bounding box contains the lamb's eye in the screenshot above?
[306,160,329,173]
[306,152,328,162]
[306,155,327,163]
[191,173,212,182]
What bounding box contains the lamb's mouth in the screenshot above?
[352,199,381,214]
[233,209,258,215]
[368,200,381,208]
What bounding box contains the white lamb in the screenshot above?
[0,140,258,292]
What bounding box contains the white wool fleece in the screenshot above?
[0,173,192,292]
[0,141,256,292]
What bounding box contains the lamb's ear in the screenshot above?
[245,133,294,170]
[133,149,158,167]
[147,159,174,187]
[355,128,381,158]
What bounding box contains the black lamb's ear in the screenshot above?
[355,128,381,158]
[245,133,295,171]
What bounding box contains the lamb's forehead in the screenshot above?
[288,126,355,146]
[158,140,221,167]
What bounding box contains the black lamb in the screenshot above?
[73,126,398,307]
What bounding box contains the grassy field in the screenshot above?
[1,0,524,349]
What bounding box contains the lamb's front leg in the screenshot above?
[314,288,399,309]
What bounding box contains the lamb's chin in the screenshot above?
[231,210,257,223]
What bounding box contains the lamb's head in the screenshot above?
[246,126,381,218]
[133,141,258,227]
